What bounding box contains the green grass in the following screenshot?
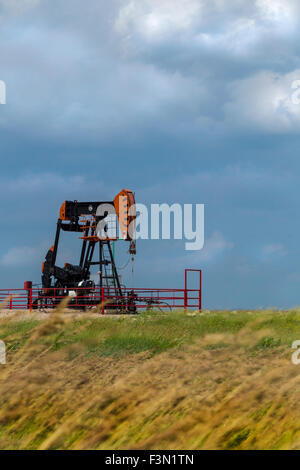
[0,319,39,339]
[1,310,300,359]
[0,319,39,352]
[225,428,251,449]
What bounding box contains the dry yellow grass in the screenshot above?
[0,306,299,449]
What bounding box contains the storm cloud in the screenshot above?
[0,0,300,308]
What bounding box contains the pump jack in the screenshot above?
[34,189,136,311]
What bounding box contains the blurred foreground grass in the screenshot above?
[0,308,299,449]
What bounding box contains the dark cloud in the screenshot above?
[0,1,300,307]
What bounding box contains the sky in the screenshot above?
[1,0,300,308]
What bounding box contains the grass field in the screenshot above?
[0,305,299,450]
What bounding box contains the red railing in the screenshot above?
[0,270,202,313]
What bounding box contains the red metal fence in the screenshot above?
[0,270,202,313]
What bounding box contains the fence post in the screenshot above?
[199,270,202,312]
[9,295,12,310]
[24,281,32,311]
[184,289,188,310]
[184,269,188,310]
[101,287,105,315]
